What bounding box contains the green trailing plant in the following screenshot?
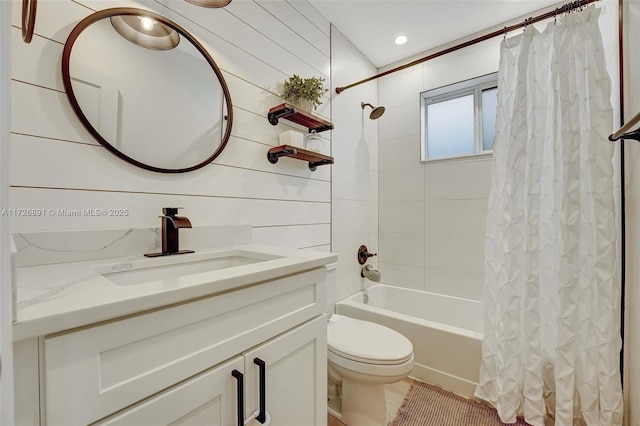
[280,74,329,111]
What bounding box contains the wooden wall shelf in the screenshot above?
[268,103,334,133]
[267,145,334,171]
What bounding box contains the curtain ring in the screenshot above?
[503,26,507,40]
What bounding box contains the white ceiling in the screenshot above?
[308,0,560,68]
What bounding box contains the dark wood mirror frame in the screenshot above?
[22,0,37,43]
[61,8,234,173]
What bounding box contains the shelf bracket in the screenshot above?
[268,106,297,126]
[267,103,333,133]
[311,124,334,133]
[267,146,297,164]
[308,159,333,171]
[267,145,334,172]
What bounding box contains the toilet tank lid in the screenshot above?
[327,315,413,363]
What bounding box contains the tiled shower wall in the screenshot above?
[330,27,379,305]
[377,1,621,304]
[377,41,499,302]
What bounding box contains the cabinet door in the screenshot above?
[243,315,327,426]
[97,356,244,426]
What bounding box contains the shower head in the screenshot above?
[361,102,385,120]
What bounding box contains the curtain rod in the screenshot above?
[335,0,600,94]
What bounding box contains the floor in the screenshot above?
[327,378,413,426]
[329,379,552,426]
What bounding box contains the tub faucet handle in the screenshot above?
[357,245,377,265]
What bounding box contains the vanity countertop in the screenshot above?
[13,244,337,341]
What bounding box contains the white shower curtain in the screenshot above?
[475,7,623,426]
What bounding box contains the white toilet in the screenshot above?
[327,314,414,426]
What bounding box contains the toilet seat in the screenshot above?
[327,315,413,365]
[328,349,415,379]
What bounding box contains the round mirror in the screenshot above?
[62,8,233,173]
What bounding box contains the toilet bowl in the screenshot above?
[327,314,414,426]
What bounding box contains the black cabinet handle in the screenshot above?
[232,370,244,426]
[253,358,266,423]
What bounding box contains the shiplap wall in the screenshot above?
[10,0,332,252]
[1,2,14,424]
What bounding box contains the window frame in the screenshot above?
[420,72,498,162]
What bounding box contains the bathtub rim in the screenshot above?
[338,284,484,341]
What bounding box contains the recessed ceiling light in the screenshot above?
[395,35,408,45]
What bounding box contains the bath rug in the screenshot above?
[391,381,531,426]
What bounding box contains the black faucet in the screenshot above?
[145,207,194,257]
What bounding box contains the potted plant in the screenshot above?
[279,74,329,112]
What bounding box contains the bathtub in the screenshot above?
[335,284,483,398]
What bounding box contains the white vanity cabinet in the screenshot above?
[14,267,328,426]
[98,316,327,426]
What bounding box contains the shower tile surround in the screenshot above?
[330,27,379,306]
[376,41,501,301]
[375,2,628,422]
[377,2,621,304]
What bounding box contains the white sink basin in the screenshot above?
[95,250,282,286]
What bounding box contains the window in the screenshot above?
[420,73,498,161]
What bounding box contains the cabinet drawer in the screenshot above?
[44,268,326,425]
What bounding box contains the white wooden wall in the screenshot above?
[1,2,14,425]
[10,0,331,251]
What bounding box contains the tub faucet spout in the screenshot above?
[361,264,381,282]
